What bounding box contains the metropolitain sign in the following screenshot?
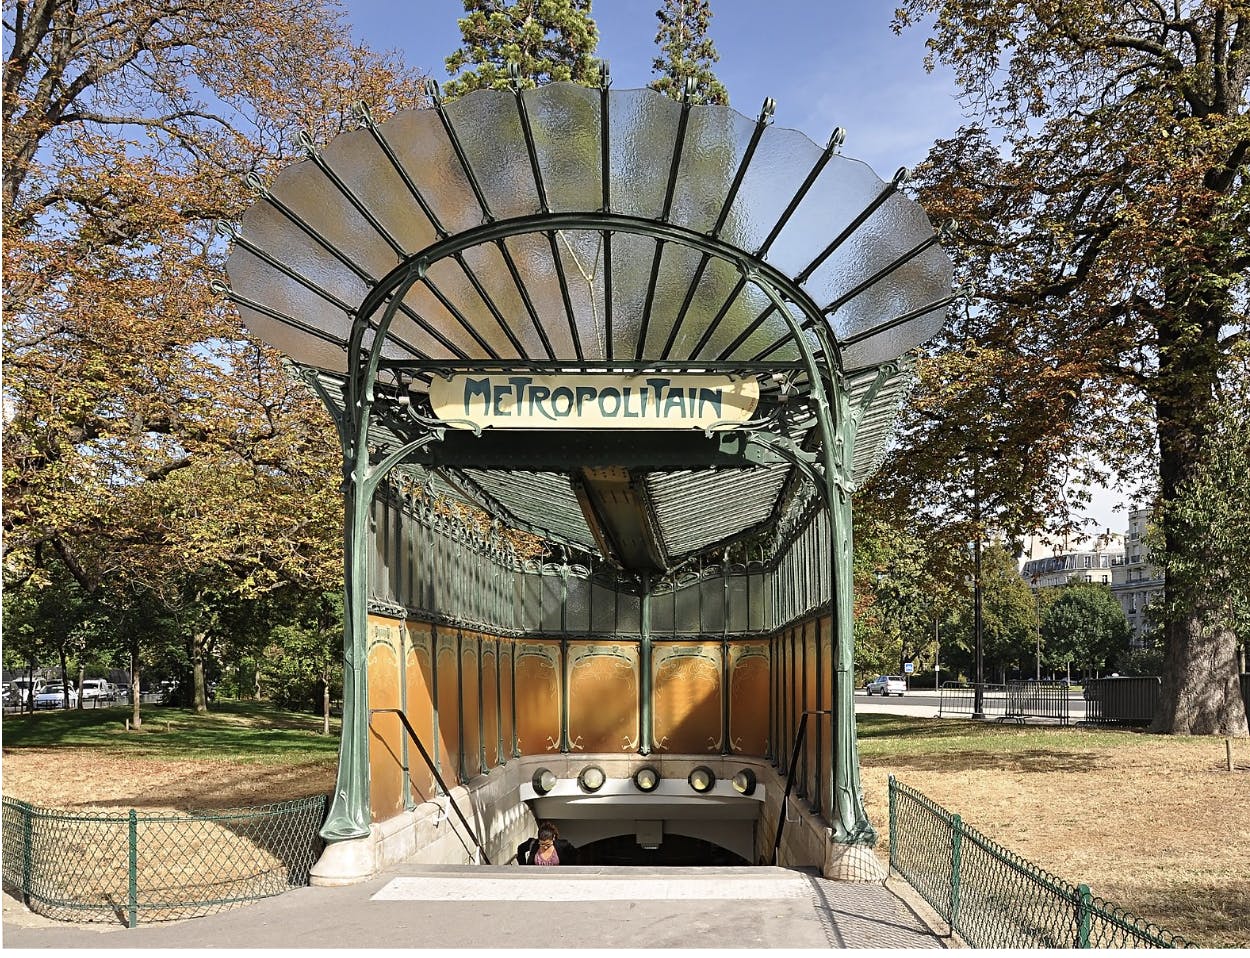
[428,374,760,430]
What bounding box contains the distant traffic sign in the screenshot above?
[903,662,914,674]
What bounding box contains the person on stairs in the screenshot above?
[517,820,578,865]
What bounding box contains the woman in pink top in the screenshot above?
[517,821,578,865]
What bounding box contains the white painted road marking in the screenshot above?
[371,875,807,902]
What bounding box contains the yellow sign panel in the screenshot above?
[428,374,759,430]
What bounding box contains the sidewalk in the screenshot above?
[4,864,951,949]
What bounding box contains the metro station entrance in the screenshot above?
[222,74,954,882]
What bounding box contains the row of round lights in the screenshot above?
[531,766,757,796]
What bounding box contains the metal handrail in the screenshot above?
[368,707,491,864]
[771,708,833,865]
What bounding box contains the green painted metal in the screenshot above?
[639,572,653,756]
[888,778,1194,948]
[2,796,327,927]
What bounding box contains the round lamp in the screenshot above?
[688,765,716,793]
[731,769,757,796]
[633,766,660,792]
[532,768,557,795]
[577,765,606,792]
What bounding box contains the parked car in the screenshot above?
[80,679,112,703]
[11,677,46,704]
[33,684,78,709]
[864,675,906,697]
[2,684,17,707]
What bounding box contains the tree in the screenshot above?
[1041,584,1132,678]
[443,0,600,98]
[894,1,1250,735]
[650,0,728,105]
[3,1,424,718]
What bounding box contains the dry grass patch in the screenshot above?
[859,720,1250,948]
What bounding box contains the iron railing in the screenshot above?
[771,708,832,864]
[368,707,491,864]
[938,681,1071,724]
[1,794,328,927]
[888,777,1193,948]
[1081,677,1161,725]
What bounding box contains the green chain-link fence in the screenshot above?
[2,794,328,927]
[888,777,1193,948]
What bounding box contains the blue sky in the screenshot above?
[344,0,1131,534]
[345,0,967,175]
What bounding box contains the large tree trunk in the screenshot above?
[76,661,85,709]
[1151,298,1249,737]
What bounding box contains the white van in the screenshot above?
[80,679,111,702]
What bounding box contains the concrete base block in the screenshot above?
[822,840,887,882]
[309,833,377,887]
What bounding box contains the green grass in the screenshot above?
[0,700,341,763]
[855,713,1162,756]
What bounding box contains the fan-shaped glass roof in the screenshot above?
[223,82,954,571]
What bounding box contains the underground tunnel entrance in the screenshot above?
[574,833,751,867]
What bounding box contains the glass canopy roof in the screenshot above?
[223,82,954,571]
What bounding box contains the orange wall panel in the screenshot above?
[404,622,437,799]
[366,620,404,822]
[515,642,561,755]
[729,643,769,756]
[481,642,499,768]
[568,644,639,752]
[501,639,515,758]
[435,630,461,784]
[461,634,481,777]
[652,643,722,753]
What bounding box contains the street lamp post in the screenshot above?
[1034,587,1042,682]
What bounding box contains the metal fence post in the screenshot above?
[127,809,138,928]
[887,775,897,873]
[950,813,963,937]
[21,803,33,906]
[1077,883,1092,947]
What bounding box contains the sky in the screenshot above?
[343,0,1132,535]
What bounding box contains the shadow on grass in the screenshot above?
[863,748,1096,774]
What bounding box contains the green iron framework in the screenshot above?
[222,75,958,852]
[1,795,327,927]
[887,777,1194,948]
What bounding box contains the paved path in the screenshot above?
[4,864,950,949]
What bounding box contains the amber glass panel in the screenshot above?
[729,643,769,756]
[461,635,481,777]
[805,620,819,800]
[501,639,515,757]
[405,622,437,798]
[366,621,404,821]
[515,642,561,755]
[568,644,639,752]
[652,643,722,753]
[820,615,834,822]
[481,642,499,767]
[435,632,461,784]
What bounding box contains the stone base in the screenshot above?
[309,833,377,887]
[823,839,888,882]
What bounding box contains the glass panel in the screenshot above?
[663,255,743,361]
[541,574,563,633]
[423,256,523,359]
[723,125,824,256]
[749,573,764,632]
[765,154,884,278]
[523,572,542,632]
[552,229,609,361]
[651,585,674,635]
[528,84,602,213]
[608,89,681,219]
[565,575,590,634]
[268,158,400,282]
[640,242,708,358]
[671,106,758,236]
[700,577,725,633]
[618,589,640,636]
[728,574,749,633]
[383,107,482,236]
[674,579,700,635]
[230,304,347,372]
[457,242,551,358]
[607,231,654,359]
[226,244,362,347]
[502,232,576,359]
[591,579,616,635]
[321,126,439,255]
[445,88,540,220]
